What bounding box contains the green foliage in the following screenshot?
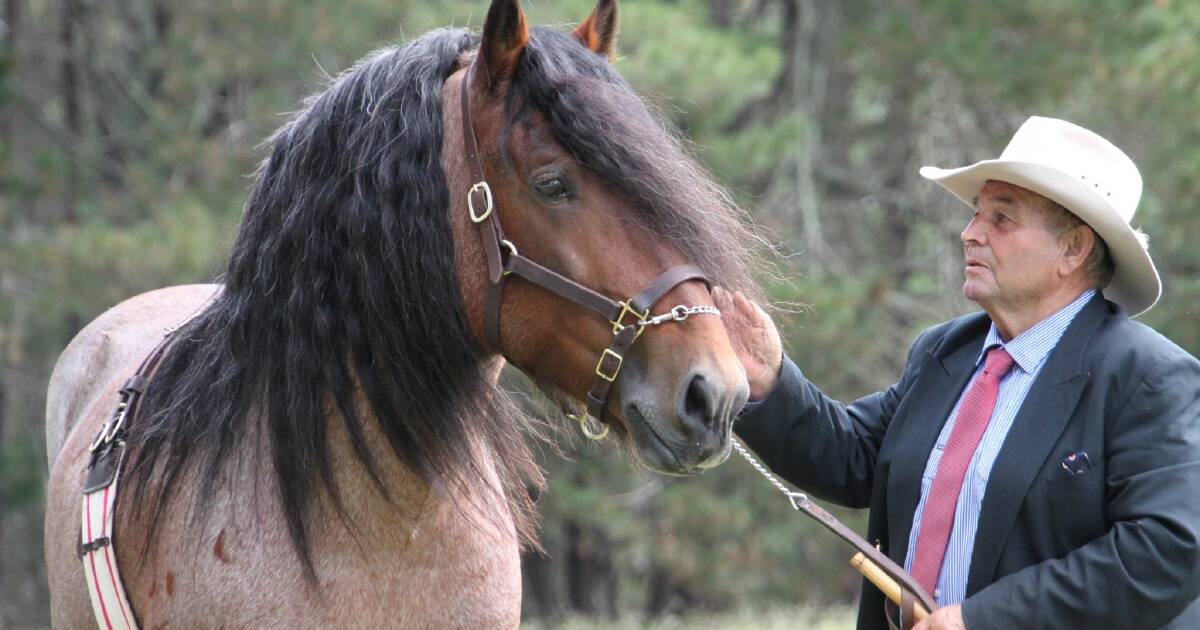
[0,435,43,510]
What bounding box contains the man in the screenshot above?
[718,117,1200,629]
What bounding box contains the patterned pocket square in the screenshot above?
[1060,450,1092,475]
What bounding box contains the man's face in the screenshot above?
[960,180,1066,311]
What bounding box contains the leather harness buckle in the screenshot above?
[611,301,648,336]
[468,181,494,223]
[500,239,517,276]
[595,348,624,382]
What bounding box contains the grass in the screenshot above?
[524,605,857,629]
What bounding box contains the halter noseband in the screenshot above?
[459,61,719,439]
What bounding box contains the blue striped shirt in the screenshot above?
[902,289,1095,606]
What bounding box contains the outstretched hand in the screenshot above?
[712,287,783,401]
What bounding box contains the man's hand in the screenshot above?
[914,604,965,630]
[712,287,783,400]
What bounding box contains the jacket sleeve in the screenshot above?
[962,352,1200,629]
[733,329,931,508]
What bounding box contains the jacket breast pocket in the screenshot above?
[1046,468,1105,497]
[1042,469,1108,542]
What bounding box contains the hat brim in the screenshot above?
[920,160,1160,316]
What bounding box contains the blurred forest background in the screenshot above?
[2,0,1198,627]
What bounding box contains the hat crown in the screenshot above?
[999,116,1142,223]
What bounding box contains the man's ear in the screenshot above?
[1060,225,1095,277]
[572,0,619,60]
[475,0,529,92]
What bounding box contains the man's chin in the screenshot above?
[962,281,993,305]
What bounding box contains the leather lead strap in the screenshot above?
[792,494,937,617]
[901,588,917,630]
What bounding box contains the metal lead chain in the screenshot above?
[732,437,808,511]
[640,304,721,327]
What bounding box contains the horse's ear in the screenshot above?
[572,0,618,60]
[476,0,529,91]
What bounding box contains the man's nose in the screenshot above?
[961,216,984,245]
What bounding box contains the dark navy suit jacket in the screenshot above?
[736,293,1200,629]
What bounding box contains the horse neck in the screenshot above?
[315,359,509,529]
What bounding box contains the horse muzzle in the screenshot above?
[619,363,748,475]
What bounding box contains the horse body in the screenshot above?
[45,1,763,626]
[46,285,521,629]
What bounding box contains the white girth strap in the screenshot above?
[77,299,215,630]
[81,456,140,630]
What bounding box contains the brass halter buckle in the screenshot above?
[568,409,610,440]
[594,348,624,382]
[610,300,648,337]
[467,181,494,223]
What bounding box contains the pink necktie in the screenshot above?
[910,346,1016,596]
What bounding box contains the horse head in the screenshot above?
[446,0,757,474]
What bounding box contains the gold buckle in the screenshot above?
[468,181,493,223]
[595,348,623,382]
[611,300,648,336]
[569,410,609,440]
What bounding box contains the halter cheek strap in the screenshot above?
[459,61,719,436]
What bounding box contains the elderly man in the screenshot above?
[719,117,1200,629]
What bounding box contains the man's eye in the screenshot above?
[534,177,569,199]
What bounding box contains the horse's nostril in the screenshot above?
[682,372,717,429]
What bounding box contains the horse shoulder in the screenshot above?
[45,284,221,466]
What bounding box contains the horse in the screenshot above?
[43,0,763,626]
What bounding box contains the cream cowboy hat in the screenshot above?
[919,116,1160,316]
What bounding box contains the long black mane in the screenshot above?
[125,25,763,576]
[510,28,761,290]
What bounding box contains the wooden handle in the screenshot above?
[850,552,930,622]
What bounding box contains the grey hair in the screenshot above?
[1041,199,1116,288]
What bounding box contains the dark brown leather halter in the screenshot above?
[459,61,718,437]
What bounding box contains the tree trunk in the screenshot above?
[2,0,17,159]
[60,0,80,224]
[708,0,734,28]
[520,548,564,621]
[563,520,618,619]
[722,0,800,131]
[877,80,917,294]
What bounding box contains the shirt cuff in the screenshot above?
[738,398,765,417]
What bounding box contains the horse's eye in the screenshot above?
[533,176,570,199]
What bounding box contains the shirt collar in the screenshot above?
[978,289,1096,375]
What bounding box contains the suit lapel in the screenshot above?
[887,321,985,565]
[965,294,1109,593]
